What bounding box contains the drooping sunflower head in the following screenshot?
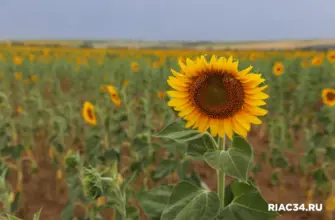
[100,85,121,107]
[167,55,269,140]
[272,62,284,76]
[106,86,121,107]
[322,88,335,106]
[82,101,97,125]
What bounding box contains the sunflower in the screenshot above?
[131,62,139,72]
[82,101,97,125]
[311,56,323,66]
[272,62,284,76]
[14,72,22,80]
[301,60,308,68]
[13,56,23,65]
[167,55,268,140]
[322,88,335,106]
[157,91,166,100]
[101,85,121,107]
[327,50,335,63]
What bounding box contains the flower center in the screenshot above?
[190,72,244,118]
[87,108,94,119]
[326,92,335,101]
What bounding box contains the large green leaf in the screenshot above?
[161,181,220,220]
[60,202,74,220]
[216,181,279,220]
[154,119,205,143]
[186,133,217,158]
[136,185,173,218]
[204,135,252,182]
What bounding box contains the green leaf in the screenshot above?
[313,168,330,191]
[60,202,74,220]
[161,181,220,220]
[33,209,42,220]
[136,185,173,218]
[126,206,139,220]
[10,192,21,213]
[325,147,335,162]
[204,135,253,182]
[154,119,205,143]
[152,159,179,181]
[186,133,217,158]
[216,181,279,220]
[6,215,23,220]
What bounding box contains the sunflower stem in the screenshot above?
[217,135,226,209]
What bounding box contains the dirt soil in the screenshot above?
[5,125,334,220]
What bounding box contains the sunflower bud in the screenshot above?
[82,168,114,200]
[9,192,15,204]
[65,150,80,171]
[96,196,107,208]
[56,169,63,181]
[117,173,123,187]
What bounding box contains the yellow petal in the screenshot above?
[238,66,253,76]
[244,85,268,94]
[197,115,209,133]
[245,92,269,100]
[232,118,248,137]
[185,112,201,128]
[223,118,233,140]
[244,99,267,106]
[178,106,195,117]
[209,118,219,137]
[218,119,225,138]
[171,69,184,77]
[234,114,251,131]
[168,98,189,107]
[167,91,189,98]
[240,111,262,124]
[244,105,268,116]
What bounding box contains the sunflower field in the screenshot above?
[0,43,335,220]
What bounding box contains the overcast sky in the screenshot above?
[0,0,334,41]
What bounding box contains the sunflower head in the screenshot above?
[131,62,139,72]
[322,88,335,106]
[311,56,323,66]
[106,86,121,107]
[272,62,284,76]
[82,101,97,125]
[167,55,268,140]
[327,50,335,63]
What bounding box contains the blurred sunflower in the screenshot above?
[122,80,129,86]
[101,85,121,107]
[311,56,323,66]
[327,50,335,63]
[152,61,160,68]
[14,72,22,80]
[301,60,308,68]
[272,62,284,76]
[12,56,23,65]
[322,88,335,106]
[82,101,97,125]
[131,62,139,72]
[167,55,268,139]
[157,91,166,100]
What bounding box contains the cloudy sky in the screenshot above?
[0,0,334,41]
